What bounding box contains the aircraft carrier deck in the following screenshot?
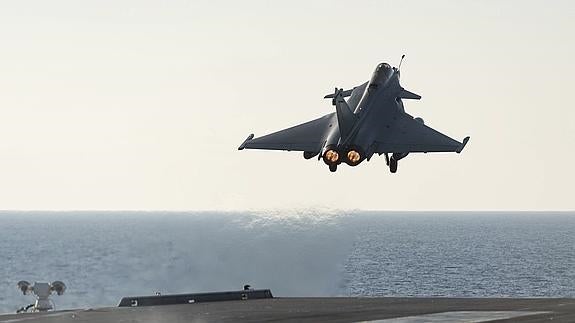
[1,297,574,322]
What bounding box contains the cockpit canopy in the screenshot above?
[376,63,391,71]
[369,63,394,90]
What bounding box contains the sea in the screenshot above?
[0,211,574,313]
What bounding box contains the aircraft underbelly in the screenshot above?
[350,97,396,152]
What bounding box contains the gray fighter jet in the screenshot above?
[239,58,469,173]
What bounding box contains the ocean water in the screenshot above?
[0,211,574,313]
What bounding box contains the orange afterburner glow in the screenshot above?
[324,150,339,163]
[347,150,361,163]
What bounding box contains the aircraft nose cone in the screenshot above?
[371,63,394,87]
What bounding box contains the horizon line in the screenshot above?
[0,209,574,213]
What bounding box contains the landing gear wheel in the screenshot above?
[329,164,337,172]
[389,157,398,173]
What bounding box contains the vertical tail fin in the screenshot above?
[332,88,357,140]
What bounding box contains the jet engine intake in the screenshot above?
[303,151,318,160]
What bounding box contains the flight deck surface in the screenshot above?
[1,297,574,323]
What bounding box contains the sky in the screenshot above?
[0,0,574,211]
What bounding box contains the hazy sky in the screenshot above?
[0,0,573,211]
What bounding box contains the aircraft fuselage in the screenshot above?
[325,63,404,166]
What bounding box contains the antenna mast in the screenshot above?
[398,54,406,70]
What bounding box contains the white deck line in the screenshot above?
[362,311,550,323]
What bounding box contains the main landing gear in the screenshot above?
[389,157,398,173]
[329,164,337,172]
[384,153,399,173]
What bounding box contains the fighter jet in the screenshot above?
[239,57,469,173]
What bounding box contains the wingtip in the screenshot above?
[238,134,254,150]
[456,136,470,153]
